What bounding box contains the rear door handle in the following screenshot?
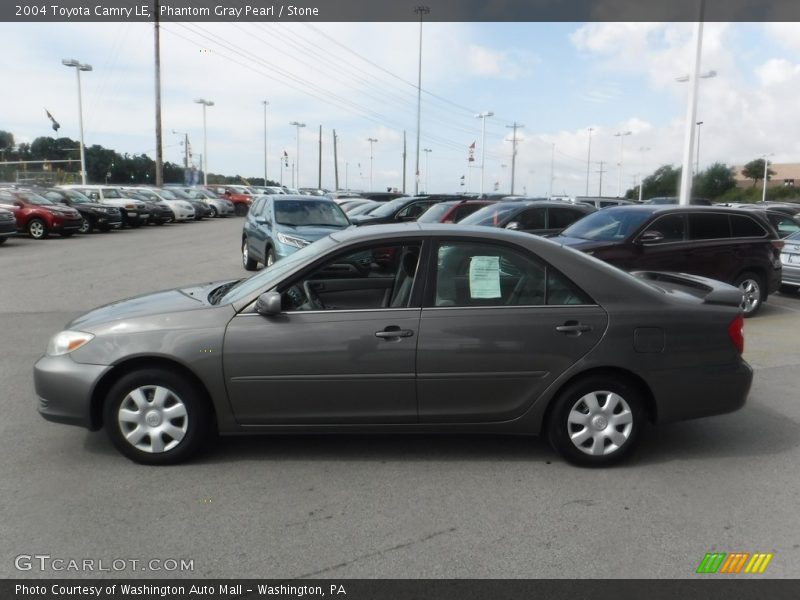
[375,326,414,339]
[556,322,592,336]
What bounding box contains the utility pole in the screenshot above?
[262,100,269,185]
[423,148,432,193]
[614,131,632,197]
[476,111,494,195]
[596,161,606,196]
[402,130,407,194]
[318,125,322,190]
[695,121,704,174]
[678,0,706,206]
[367,137,378,190]
[549,143,555,197]
[333,129,339,191]
[153,0,163,186]
[585,127,594,196]
[506,122,523,195]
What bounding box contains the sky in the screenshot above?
[3,21,800,196]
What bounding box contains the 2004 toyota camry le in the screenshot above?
[34,224,752,466]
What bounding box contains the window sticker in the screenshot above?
[469,256,502,299]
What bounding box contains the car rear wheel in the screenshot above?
[79,217,93,234]
[734,272,764,317]
[547,375,645,467]
[103,368,211,465]
[242,239,257,271]
[27,218,48,239]
[235,203,248,216]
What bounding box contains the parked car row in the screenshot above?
[0,183,245,242]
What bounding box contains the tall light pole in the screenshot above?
[413,5,430,196]
[695,121,704,174]
[585,127,594,196]
[367,137,378,190]
[290,121,306,188]
[475,111,493,195]
[61,59,92,184]
[423,148,432,193]
[506,122,523,195]
[614,131,632,197]
[268,100,269,185]
[638,147,651,203]
[762,153,774,203]
[194,98,214,185]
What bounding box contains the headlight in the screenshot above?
[277,232,311,248]
[46,331,95,356]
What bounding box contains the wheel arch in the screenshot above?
[541,366,657,433]
[89,356,218,431]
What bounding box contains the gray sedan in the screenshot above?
[34,224,752,466]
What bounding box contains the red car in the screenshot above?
[417,199,495,224]
[203,185,252,216]
[0,188,83,239]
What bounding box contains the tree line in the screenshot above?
[0,130,278,187]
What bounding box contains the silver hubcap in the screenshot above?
[30,221,44,237]
[242,243,249,266]
[80,218,90,233]
[568,391,633,456]
[266,252,274,267]
[739,279,761,314]
[117,385,188,453]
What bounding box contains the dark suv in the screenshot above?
[552,205,782,316]
[460,200,596,236]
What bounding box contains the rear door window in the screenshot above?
[517,207,546,230]
[730,214,767,237]
[688,213,731,240]
[643,214,686,242]
[549,207,588,230]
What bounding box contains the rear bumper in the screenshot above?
[781,263,800,287]
[651,359,753,424]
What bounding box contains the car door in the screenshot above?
[686,212,736,282]
[547,206,591,236]
[222,240,426,424]
[416,239,608,423]
[512,207,546,234]
[628,213,691,273]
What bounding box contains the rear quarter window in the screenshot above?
[730,214,767,238]
[688,213,731,240]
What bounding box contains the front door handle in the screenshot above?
[375,326,414,339]
[556,321,592,336]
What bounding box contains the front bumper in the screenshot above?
[0,220,16,237]
[34,354,111,430]
[51,217,83,233]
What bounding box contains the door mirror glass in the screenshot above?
[255,291,282,316]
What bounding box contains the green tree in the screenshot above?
[694,162,736,199]
[0,130,14,151]
[741,159,775,187]
[628,165,681,200]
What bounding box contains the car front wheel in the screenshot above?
[79,217,93,234]
[28,218,48,239]
[735,272,764,317]
[103,368,211,465]
[242,239,257,270]
[547,375,645,467]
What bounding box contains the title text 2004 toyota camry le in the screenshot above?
[34,224,752,466]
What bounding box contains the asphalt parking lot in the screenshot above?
[1,218,799,579]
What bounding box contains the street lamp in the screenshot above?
[290,121,306,188]
[762,153,774,203]
[637,147,651,203]
[366,137,378,190]
[585,127,594,196]
[614,131,632,197]
[423,148,432,193]
[194,98,214,185]
[475,111,493,195]
[61,59,92,185]
[695,121,704,174]
[413,5,430,196]
[268,100,269,186]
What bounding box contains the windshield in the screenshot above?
[560,208,653,241]
[347,202,379,216]
[367,198,408,218]
[167,189,192,199]
[129,189,157,200]
[460,203,520,227]
[218,236,339,304]
[63,189,92,203]
[157,189,177,200]
[417,203,453,223]
[19,191,55,205]
[275,200,349,227]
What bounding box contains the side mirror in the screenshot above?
[505,221,520,230]
[255,291,282,316]
[639,230,665,244]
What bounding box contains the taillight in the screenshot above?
[772,240,784,253]
[727,314,744,354]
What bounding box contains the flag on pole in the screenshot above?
[45,109,61,132]
[283,150,288,167]
[468,141,475,162]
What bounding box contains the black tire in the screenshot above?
[79,217,93,234]
[780,284,798,294]
[265,247,276,268]
[235,203,248,216]
[209,206,218,218]
[547,375,645,467]
[242,239,258,271]
[27,218,48,239]
[734,271,764,318]
[103,368,211,465]
[0,237,7,245]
